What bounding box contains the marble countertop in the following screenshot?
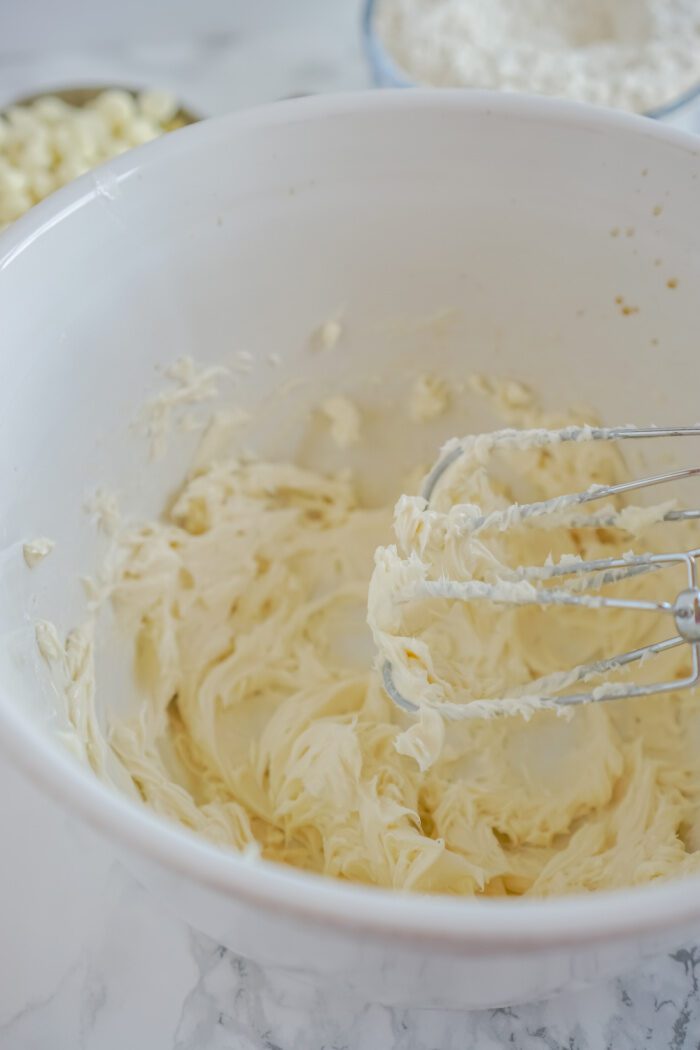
[2,754,700,1050]
[2,2,700,1047]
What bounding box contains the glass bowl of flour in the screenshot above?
[363,0,700,120]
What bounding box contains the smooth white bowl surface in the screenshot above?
[2,92,700,1009]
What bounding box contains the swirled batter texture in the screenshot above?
[46,388,700,896]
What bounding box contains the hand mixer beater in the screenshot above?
[379,426,700,719]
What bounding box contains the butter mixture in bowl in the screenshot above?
[38,372,700,898]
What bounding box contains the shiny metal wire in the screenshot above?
[382,426,700,718]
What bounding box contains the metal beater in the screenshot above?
[381,426,700,718]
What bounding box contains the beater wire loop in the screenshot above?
[383,426,700,718]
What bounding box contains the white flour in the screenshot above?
[374,0,700,113]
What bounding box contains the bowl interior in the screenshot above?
[1,92,700,843]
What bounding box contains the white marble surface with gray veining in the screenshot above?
[2,2,700,1046]
[2,755,700,1049]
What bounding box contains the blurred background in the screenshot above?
[3,0,700,124]
[0,1,369,113]
[2,0,700,234]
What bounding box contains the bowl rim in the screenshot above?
[3,88,700,953]
[361,0,700,120]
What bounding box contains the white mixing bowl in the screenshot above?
[1,92,700,1010]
